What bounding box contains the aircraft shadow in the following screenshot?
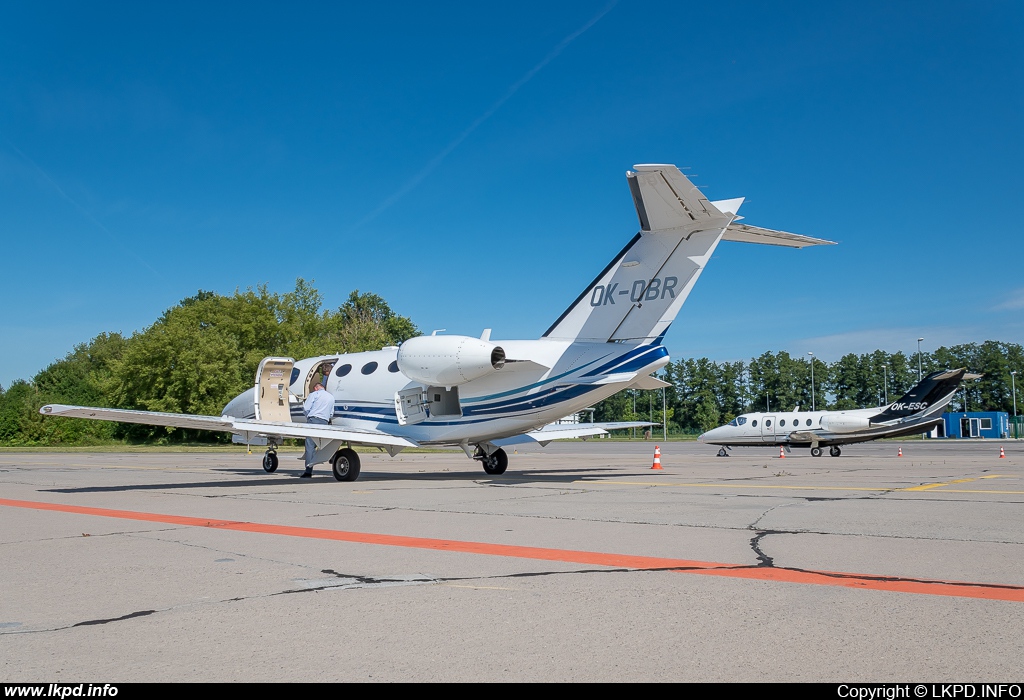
[40,466,629,493]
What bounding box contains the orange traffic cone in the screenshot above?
[897,447,903,457]
[651,445,663,470]
[779,446,785,459]
[1000,446,1006,459]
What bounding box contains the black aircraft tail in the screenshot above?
[870,368,975,424]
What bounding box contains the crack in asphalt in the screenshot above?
[73,609,157,627]
[748,530,780,568]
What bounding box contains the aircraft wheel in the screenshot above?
[262,451,278,473]
[810,447,822,457]
[717,448,729,457]
[829,446,842,457]
[332,448,361,482]
[481,448,508,475]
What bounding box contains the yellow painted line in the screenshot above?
[926,489,1024,495]
[904,482,949,491]
[577,480,896,492]
[577,475,1015,493]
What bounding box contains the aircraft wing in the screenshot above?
[722,223,836,248]
[39,404,419,449]
[493,421,654,447]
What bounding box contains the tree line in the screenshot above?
[1,282,1020,444]
[0,280,417,445]
[592,342,1023,434]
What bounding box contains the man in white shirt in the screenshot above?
[300,382,335,478]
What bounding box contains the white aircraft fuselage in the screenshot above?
[223,340,670,447]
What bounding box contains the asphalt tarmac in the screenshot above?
[1,439,1022,682]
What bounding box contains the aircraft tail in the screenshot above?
[542,164,834,344]
[870,368,976,424]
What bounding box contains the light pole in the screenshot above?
[882,364,888,405]
[807,352,815,411]
[917,337,924,381]
[632,390,636,439]
[662,383,668,442]
[1012,370,1017,418]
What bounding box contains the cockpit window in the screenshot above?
[727,416,748,427]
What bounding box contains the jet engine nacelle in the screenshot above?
[819,414,873,433]
[397,335,506,387]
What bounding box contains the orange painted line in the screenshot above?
[4,497,1023,602]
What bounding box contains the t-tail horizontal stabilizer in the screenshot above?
[543,164,835,344]
[869,368,977,424]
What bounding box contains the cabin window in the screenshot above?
[335,364,352,377]
[388,360,400,373]
[361,362,378,375]
[806,419,812,426]
[751,420,758,427]
[765,419,772,428]
[780,419,786,427]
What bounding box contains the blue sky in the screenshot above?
[2,1,1022,388]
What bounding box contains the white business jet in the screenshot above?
[699,368,978,457]
[41,164,833,481]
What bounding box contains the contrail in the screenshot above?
[3,136,163,277]
[352,1,618,230]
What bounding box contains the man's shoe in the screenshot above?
[299,472,312,479]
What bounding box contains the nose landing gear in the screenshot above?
[262,448,279,473]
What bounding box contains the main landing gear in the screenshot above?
[810,447,822,457]
[331,447,361,482]
[829,446,842,457]
[474,447,508,475]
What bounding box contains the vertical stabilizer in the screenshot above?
[543,164,735,343]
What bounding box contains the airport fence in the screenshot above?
[1011,416,1024,439]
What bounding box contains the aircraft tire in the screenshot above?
[332,448,361,482]
[829,446,842,457]
[717,448,728,457]
[810,447,822,457]
[481,448,508,475]
[262,452,278,473]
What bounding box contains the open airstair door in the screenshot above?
[254,357,295,423]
